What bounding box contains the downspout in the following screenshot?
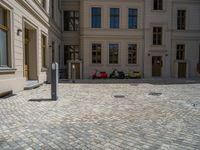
[142,0,146,78]
[170,0,173,78]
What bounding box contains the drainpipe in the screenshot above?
[142,0,146,78]
[170,0,173,78]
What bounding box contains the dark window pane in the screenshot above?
[92,7,101,28]
[64,11,80,31]
[110,8,120,28]
[0,30,8,66]
[177,10,186,30]
[154,0,163,10]
[128,8,137,29]
[153,27,162,45]
[109,44,119,64]
[92,43,101,64]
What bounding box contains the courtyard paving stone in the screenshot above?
[0,80,200,150]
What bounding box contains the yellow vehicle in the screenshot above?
[126,70,141,79]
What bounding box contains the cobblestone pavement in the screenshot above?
[1,80,200,150]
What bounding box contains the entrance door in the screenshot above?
[178,62,186,78]
[71,63,80,79]
[24,29,29,80]
[152,56,162,77]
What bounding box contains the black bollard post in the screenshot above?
[51,62,58,100]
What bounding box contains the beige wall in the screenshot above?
[0,0,50,93]
[81,0,144,79]
[59,0,200,79]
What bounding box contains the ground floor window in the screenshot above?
[92,44,101,64]
[128,44,137,64]
[176,44,185,60]
[64,45,80,65]
[109,44,119,64]
[0,6,9,67]
[41,34,46,68]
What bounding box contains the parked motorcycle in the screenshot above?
[92,70,108,79]
[126,70,141,79]
[110,69,125,79]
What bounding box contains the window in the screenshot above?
[38,0,46,9]
[51,0,54,19]
[41,34,46,68]
[153,27,162,45]
[199,45,200,64]
[52,41,55,62]
[64,45,80,65]
[153,0,163,10]
[64,11,80,31]
[109,44,119,64]
[92,44,101,64]
[91,7,101,28]
[176,44,185,60]
[58,0,61,10]
[128,44,137,64]
[0,6,9,67]
[177,10,186,30]
[110,8,120,29]
[128,8,137,29]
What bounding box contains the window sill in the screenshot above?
[41,67,48,72]
[126,64,140,67]
[0,68,16,73]
[151,9,166,13]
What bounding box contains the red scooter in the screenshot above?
[92,70,108,79]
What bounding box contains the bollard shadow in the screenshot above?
[28,98,55,102]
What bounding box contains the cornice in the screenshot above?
[16,0,50,28]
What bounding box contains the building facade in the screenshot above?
[0,0,61,95]
[0,0,200,95]
[60,0,200,79]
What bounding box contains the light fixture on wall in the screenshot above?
[17,29,22,36]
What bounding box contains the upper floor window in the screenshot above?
[52,41,55,62]
[128,8,138,29]
[38,0,46,9]
[153,27,162,45]
[51,0,54,19]
[177,10,186,30]
[58,0,61,10]
[92,44,101,64]
[64,11,80,31]
[153,0,163,10]
[0,6,9,67]
[109,44,119,64]
[110,8,120,29]
[41,34,47,68]
[176,44,185,60]
[128,44,137,64]
[91,7,101,28]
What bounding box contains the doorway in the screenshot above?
[152,56,162,77]
[23,22,37,81]
[178,62,186,78]
[71,63,80,79]
[24,29,29,80]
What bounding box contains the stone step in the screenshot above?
[24,80,43,90]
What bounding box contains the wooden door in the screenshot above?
[178,62,186,78]
[152,56,162,77]
[71,63,80,79]
[24,29,29,80]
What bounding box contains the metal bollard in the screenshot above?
[51,62,58,100]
